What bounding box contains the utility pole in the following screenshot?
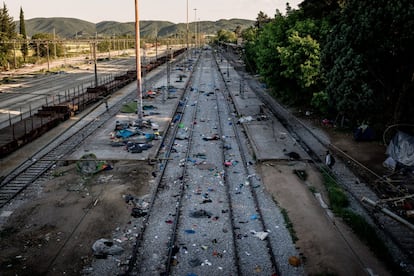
[186,0,189,62]
[93,41,98,87]
[46,42,50,71]
[13,40,17,69]
[135,0,143,123]
[53,28,57,59]
[194,8,197,51]
[155,27,158,61]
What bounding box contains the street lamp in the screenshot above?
[135,0,143,123]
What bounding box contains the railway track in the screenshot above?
[3,45,412,275]
[0,56,175,209]
[221,47,414,273]
[122,49,297,275]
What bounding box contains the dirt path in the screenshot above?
[259,160,390,275]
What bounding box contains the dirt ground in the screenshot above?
[258,122,391,275]
[0,126,392,276]
[259,161,390,275]
[0,160,153,275]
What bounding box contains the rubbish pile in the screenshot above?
[76,153,112,175]
[109,119,160,153]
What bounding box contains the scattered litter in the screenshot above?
[250,230,269,240]
[185,229,196,234]
[126,141,153,153]
[250,214,258,220]
[92,238,124,258]
[202,259,212,266]
[0,211,13,217]
[190,210,212,218]
[212,250,223,258]
[288,256,301,267]
[131,207,147,218]
[223,143,232,150]
[286,151,301,160]
[202,134,220,141]
[201,199,212,204]
[315,193,329,209]
[116,129,137,138]
[124,194,135,204]
[76,153,112,175]
[189,258,202,267]
[143,105,157,110]
[238,116,253,123]
[193,152,207,158]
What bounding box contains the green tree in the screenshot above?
[97,40,111,52]
[277,31,321,99]
[255,11,291,97]
[30,33,63,58]
[255,9,323,105]
[255,11,271,29]
[241,26,258,73]
[216,29,237,43]
[0,3,17,68]
[19,7,28,62]
[322,0,414,127]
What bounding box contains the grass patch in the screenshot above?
[321,170,406,274]
[281,208,298,243]
[271,195,298,243]
[322,171,349,214]
[120,101,137,113]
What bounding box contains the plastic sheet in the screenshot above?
[386,131,414,167]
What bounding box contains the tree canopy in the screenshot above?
[19,7,28,61]
[242,0,414,133]
[0,3,17,68]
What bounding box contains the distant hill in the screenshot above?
[16,17,254,39]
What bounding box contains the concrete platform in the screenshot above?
[244,120,308,161]
[218,58,311,161]
[66,58,191,161]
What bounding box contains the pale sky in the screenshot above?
[7,0,302,23]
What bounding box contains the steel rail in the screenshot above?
[213,51,281,275]
[123,53,198,275]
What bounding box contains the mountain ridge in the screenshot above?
[16,17,254,38]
